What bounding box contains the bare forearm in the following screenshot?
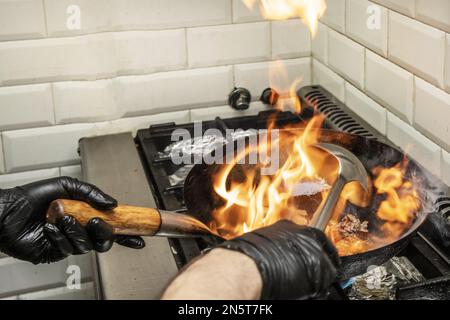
[161,248,262,300]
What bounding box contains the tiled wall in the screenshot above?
[312,0,450,185]
[0,0,449,300]
[0,0,312,188]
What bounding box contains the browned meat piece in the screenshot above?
[337,214,368,238]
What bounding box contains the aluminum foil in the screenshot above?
[168,165,194,186]
[348,256,425,300]
[161,130,258,159]
[163,130,257,186]
[162,135,227,159]
[348,265,397,300]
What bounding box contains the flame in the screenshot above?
[210,115,335,239]
[209,132,422,256]
[373,162,421,238]
[242,0,327,36]
[268,60,303,113]
[207,50,421,256]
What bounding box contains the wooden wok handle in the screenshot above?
[46,199,162,236]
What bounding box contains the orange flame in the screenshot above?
[268,60,303,113]
[208,47,421,256]
[210,116,333,238]
[242,0,327,36]
[210,130,422,256]
[373,162,421,238]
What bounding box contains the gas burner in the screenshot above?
[134,85,450,300]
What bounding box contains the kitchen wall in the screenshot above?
[0,0,311,299]
[0,0,312,188]
[311,0,450,186]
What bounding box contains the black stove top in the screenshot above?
[135,85,450,300]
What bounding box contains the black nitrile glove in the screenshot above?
[218,220,340,300]
[0,177,145,264]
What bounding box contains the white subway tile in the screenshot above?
[388,11,446,89]
[365,50,414,123]
[271,19,311,59]
[0,30,188,86]
[0,134,4,174]
[415,0,450,32]
[387,112,441,177]
[442,149,450,187]
[0,168,60,189]
[345,82,387,134]
[54,80,118,124]
[232,0,263,23]
[234,58,312,100]
[446,34,450,93]
[114,30,186,75]
[0,84,54,130]
[114,0,231,30]
[3,124,94,172]
[60,165,83,181]
[0,33,116,86]
[413,77,450,150]
[190,103,270,122]
[312,59,345,101]
[345,0,388,56]
[44,0,112,36]
[90,111,191,137]
[187,22,270,68]
[47,2,224,44]
[320,0,345,32]
[328,29,365,89]
[371,0,415,17]
[0,0,46,41]
[312,22,328,64]
[115,66,233,117]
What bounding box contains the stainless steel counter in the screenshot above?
[79,132,178,299]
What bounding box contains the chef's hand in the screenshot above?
[0,177,145,264]
[162,220,339,300]
[218,220,340,299]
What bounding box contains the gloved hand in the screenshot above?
[0,177,145,264]
[218,220,340,300]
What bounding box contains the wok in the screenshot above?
[47,129,435,280]
[183,129,434,280]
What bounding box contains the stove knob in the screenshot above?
[260,87,279,106]
[228,87,251,110]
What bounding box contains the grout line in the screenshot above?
[268,20,273,59]
[184,28,189,69]
[230,0,234,24]
[41,0,49,37]
[386,7,390,59]
[443,34,448,92]
[0,133,6,175]
[0,55,310,88]
[0,19,272,44]
[343,0,347,34]
[50,83,57,125]
[363,48,367,91]
[412,75,416,126]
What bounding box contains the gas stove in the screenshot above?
[131,85,450,300]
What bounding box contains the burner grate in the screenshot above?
[135,85,450,298]
[298,86,382,140]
